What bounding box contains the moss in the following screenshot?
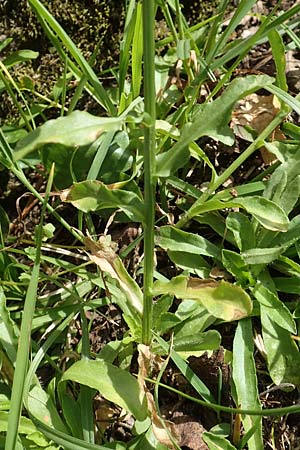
[0,0,124,123]
[0,0,124,69]
[181,0,220,24]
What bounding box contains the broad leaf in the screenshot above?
[61,180,144,222]
[254,281,300,385]
[222,250,252,286]
[155,226,221,260]
[188,196,289,232]
[156,75,274,176]
[27,386,68,433]
[269,214,300,249]
[226,212,256,251]
[203,432,237,450]
[0,411,50,447]
[167,250,211,278]
[3,50,39,68]
[14,111,123,160]
[172,330,221,357]
[274,277,300,294]
[241,247,283,265]
[153,276,252,321]
[61,359,148,421]
[253,283,296,334]
[232,319,263,450]
[263,141,300,214]
[260,310,300,385]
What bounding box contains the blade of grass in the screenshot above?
[211,2,300,71]
[68,39,103,115]
[142,0,156,345]
[205,0,257,64]
[232,319,263,450]
[5,164,54,450]
[268,29,288,92]
[0,61,35,131]
[119,0,137,100]
[204,0,229,57]
[79,307,95,444]
[144,376,300,417]
[153,333,216,404]
[132,1,143,99]
[28,0,116,115]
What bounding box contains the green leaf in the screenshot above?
[254,282,300,385]
[222,250,252,285]
[61,359,148,421]
[232,319,263,450]
[153,276,252,321]
[155,226,221,260]
[226,212,256,251]
[261,312,300,385]
[61,180,144,222]
[268,29,288,92]
[253,283,296,334]
[0,411,37,435]
[3,50,39,68]
[230,196,289,232]
[156,75,274,176]
[167,250,211,278]
[188,196,289,232]
[203,431,237,450]
[173,302,216,337]
[0,288,18,365]
[273,277,300,294]
[14,111,123,160]
[263,141,300,215]
[27,386,68,433]
[241,247,283,265]
[154,334,215,404]
[172,330,221,357]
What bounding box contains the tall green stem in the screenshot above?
[142,0,156,345]
[5,166,54,450]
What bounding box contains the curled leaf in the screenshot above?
[84,236,143,316]
[61,180,145,222]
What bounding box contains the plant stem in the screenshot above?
[142,0,156,345]
[176,109,288,229]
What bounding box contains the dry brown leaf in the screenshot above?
[172,412,209,450]
[231,93,285,164]
[84,235,143,315]
[138,345,179,449]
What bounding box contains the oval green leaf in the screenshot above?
[14,111,123,160]
[61,359,148,421]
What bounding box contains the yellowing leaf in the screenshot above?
[153,276,252,321]
[61,180,145,222]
